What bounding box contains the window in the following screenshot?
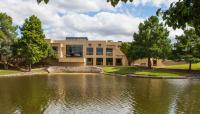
[88,44,92,46]
[66,45,83,57]
[116,58,122,66]
[52,46,58,54]
[87,58,93,65]
[106,58,113,65]
[96,48,103,55]
[96,58,103,65]
[98,44,102,47]
[106,48,113,56]
[153,60,157,66]
[87,48,93,55]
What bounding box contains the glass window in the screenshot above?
[52,46,58,54]
[86,58,93,65]
[66,45,83,57]
[106,48,113,56]
[153,60,157,66]
[106,58,113,65]
[87,48,93,55]
[96,48,103,55]
[116,58,122,66]
[96,58,103,65]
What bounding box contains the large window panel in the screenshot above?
[96,48,103,55]
[87,48,93,55]
[66,45,83,57]
[106,58,113,65]
[96,58,103,65]
[86,58,93,65]
[106,48,113,56]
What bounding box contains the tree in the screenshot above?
[37,0,49,4]
[120,42,138,66]
[174,29,200,71]
[19,15,49,71]
[133,16,171,68]
[158,0,200,35]
[107,0,133,6]
[0,13,17,69]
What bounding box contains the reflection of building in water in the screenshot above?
[45,74,130,113]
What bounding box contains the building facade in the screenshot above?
[46,37,128,66]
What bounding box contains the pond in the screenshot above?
[0,74,200,114]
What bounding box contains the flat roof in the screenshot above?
[66,37,88,40]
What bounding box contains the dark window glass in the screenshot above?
[153,60,157,66]
[106,58,113,65]
[87,58,93,65]
[116,58,122,66]
[96,48,103,55]
[52,46,58,54]
[87,48,93,55]
[66,45,83,57]
[96,58,103,65]
[106,48,113,56]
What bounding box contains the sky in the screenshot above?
[0,0,183,42]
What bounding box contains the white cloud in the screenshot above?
[0,0,181,42]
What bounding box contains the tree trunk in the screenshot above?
[128,60,132,66]
[189,61,192,71]
[28,64,32,72]
[148,57,152,69]
[4,61,8,70]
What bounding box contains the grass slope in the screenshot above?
[160,63,200,70]
[0,70,21,75]
[102,67,183,77]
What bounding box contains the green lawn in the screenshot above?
[0,68,47,75]
[0,70,21,75]
[159,63,200,70]
[101,67,183,77]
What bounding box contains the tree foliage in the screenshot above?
[133,16,171,68]
[107,0,133,6]
[37,0,49,4]
[0,13,17,69]
[158,0,200,35]
[18,15,49,71]
[120,42,138,66]
[174,29,200,71]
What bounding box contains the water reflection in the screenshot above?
[0,74,199,114]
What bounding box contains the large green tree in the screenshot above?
[133,16,171,68]
[174,29,200,71]
[19,15,49,71]
[120,42,138,66]
[0,13,17,69]
[158,0,200,35]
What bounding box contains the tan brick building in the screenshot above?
[46,37,128,66]
[46,37,185,67]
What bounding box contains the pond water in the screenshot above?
[0,74,200,114]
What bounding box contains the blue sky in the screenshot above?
[0,0,182,42]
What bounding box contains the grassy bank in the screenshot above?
[101,67,184,77]
[0,70,21,75]
[0,68,48,76]
[159,63,200,70]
